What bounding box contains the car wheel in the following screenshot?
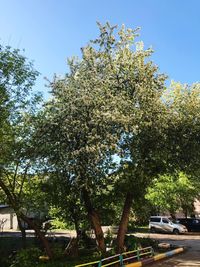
[173,228,179,235]
[150,227,156,233]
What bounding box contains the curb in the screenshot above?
[126,247,184,267]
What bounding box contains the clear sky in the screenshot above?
[1,0,200,97]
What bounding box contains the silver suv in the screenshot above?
[149,216,188,234]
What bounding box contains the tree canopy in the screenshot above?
[1,23,200,259]
[35,23,171,252]
[146,172,199,217]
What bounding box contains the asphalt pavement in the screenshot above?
[135,232,200,267]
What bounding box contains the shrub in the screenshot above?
[10,247,42,267]
[124,235,158,251]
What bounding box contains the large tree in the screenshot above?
[36,23,170,253]
[0,45,53,258]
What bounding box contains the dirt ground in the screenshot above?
[136,232,200,266]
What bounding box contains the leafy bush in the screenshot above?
[124,235,158,251]
[48,206,74,230]
[51,244,64,260]
[105,229,114,247]
[128,221,137,232]
[50,219,69,230]
[38,262,67,267]
[10,247,42,267]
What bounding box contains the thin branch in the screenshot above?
[12,161,19,193]
[18,165,30,199]
[3,170,14,190]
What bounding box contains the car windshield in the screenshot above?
[168,217,176,223]
[170,218,183,224]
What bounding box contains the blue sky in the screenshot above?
[1,0,200,97]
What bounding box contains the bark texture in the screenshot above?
[20,213,53,258]
[0,178,53,259]
[82,188,106,253]
[17,216,27,248]
[116,192,133,253]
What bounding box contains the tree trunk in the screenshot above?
[20,213,53,259]
[70,208,81,240]
[71,212,80,257]
[0,178,53,259]
[184,210,188,218]
[17,215,26,248]
[116,192,133,253]
[74,219,80,239]
[82,188,106,253]
[169,212,176,220]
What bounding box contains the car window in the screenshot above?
[162,218,169,224]
[150,217,161,222]
[193,219,200,224]
[176,219,184,224]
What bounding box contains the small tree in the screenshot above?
[146,172,199,217]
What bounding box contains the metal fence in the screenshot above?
[75,246,154,267]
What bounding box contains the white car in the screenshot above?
[149,216,188,234]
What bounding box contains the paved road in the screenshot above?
[136,233,200,266]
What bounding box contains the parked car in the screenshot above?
[176,218,200,232]
[149,216,188,234]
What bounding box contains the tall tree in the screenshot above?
[36,23,169,253]
[35,23,134,252]
[115,82,200,252]
[0,45,53,258]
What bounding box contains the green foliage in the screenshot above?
[0,45,39,161]
[0,43,47,226]
[1,23,200,261]
[34,23,169,245]
[124,235,158,251]
[51,244,65,260]
[0,44,40,202]
[38,263,67,267]
[0,45,38,122]
[48,207,71,229]
[10,247,42,267]
[146,172,199,215]
[163,81,200,172]
[9,246,71,267]
[0,237,72,267]
[131,198,155,225]
[0,44,54,257]
[104,229,114,247]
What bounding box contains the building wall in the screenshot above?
[194,199,200,217]
[0,207,18,230]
